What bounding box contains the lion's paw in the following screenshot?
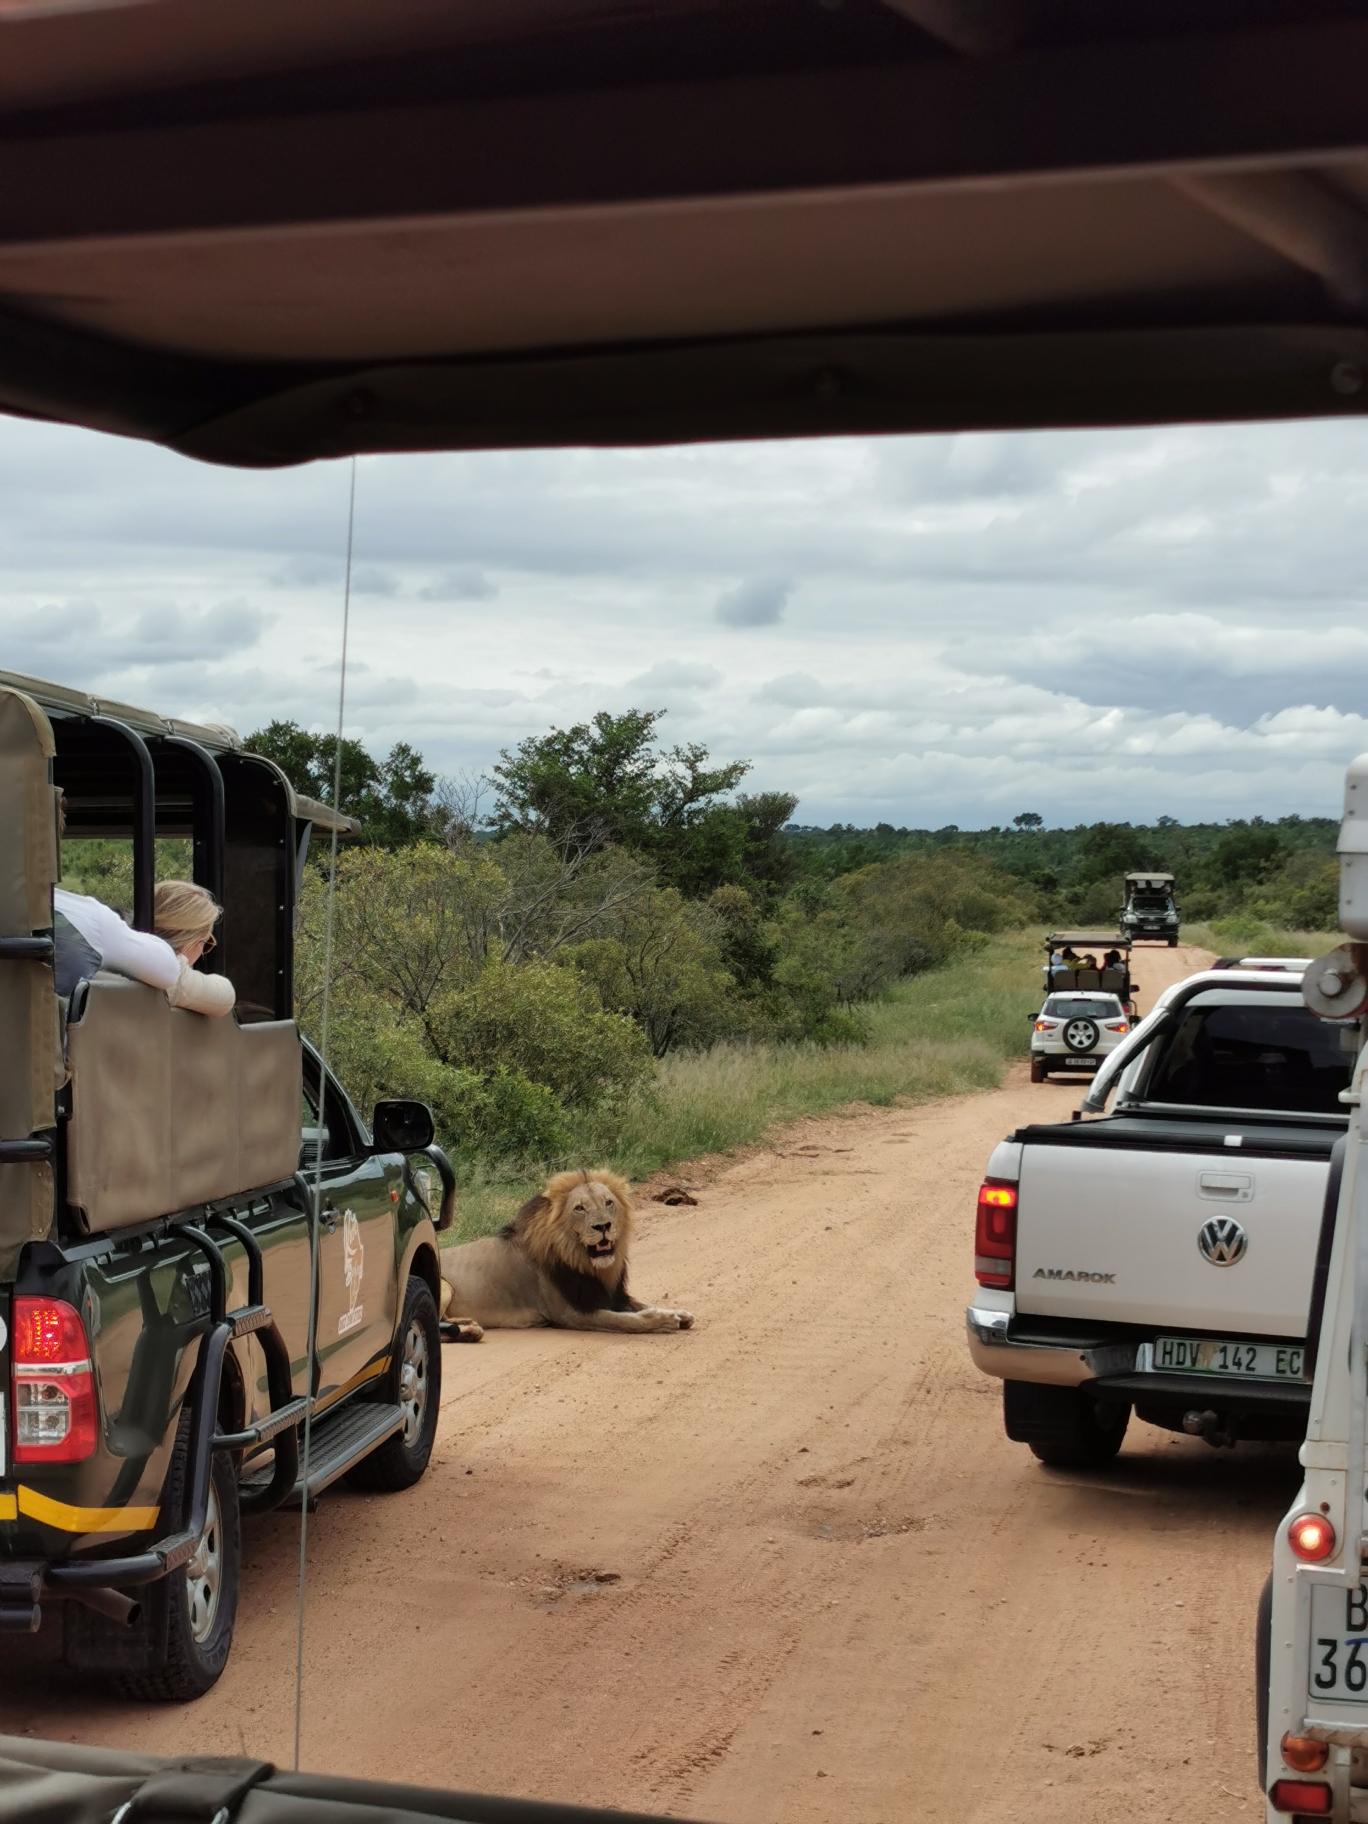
[667,1308,694,1330]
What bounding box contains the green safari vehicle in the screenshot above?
[0,668,455,1698]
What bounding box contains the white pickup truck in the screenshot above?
[967,963,1354,1468]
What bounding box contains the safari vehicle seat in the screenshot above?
[1101,967,1127,995]
[65,975,301,1235]
[1076,969,1101,989]
[1050,968,1074,989]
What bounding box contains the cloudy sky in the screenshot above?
[1,410,1366,830]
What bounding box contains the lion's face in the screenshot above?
[514,1168,635,1286]
[560,1177,629,1277]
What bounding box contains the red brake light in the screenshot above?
[975,1181,1017,1288]
[1104,1021,1129,1032]
[1034,1020,1058,1031]
[1270,1780,1332,1814]
[1288,1513,1337,1563]
[12,1297,98,1463]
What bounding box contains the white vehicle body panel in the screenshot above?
[1014,1143,1327,1335]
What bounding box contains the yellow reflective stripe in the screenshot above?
[17,1485,159,1534]
[0,1492,16,1521]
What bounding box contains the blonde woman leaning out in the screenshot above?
[153,880,236,1017]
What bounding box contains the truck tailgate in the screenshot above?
[1015,1142,1327,1336]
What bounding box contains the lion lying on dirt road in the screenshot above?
[439,1169,694,1337]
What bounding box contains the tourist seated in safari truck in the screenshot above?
[0,671,454,1699]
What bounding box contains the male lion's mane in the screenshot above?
[505,1167,636,1314]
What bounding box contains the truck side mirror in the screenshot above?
[372,1099,435,1152]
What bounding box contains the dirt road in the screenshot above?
[1,942,1298,1821]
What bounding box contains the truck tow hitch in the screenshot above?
[1182,1408,1238,1448]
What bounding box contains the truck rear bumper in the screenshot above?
[966,1305,1134,1386]
[966,1306,1313,1413]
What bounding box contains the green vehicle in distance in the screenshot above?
[1121,872,1180,946]
[0,671,455,1699]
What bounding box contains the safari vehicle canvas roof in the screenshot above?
[0,667,361,836]
[1,0,1367,466]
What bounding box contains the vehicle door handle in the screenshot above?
[1197,1171,1253,1203]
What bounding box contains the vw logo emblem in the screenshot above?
[1198,1216,1248,1266]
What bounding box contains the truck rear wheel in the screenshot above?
[67,1414,240,1701]
[1003,1380,1130,1468]
[346,1274,442,1493]
[1030,1055,1048,1083]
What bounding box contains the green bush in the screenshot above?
[427,956,652,1108]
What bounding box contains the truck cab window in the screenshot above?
[1146,1003,1351,1115]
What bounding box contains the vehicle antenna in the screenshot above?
[293,454,356,1772]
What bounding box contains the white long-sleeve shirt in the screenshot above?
[54,888,180,991]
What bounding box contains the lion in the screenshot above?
[438,1168,694,1337]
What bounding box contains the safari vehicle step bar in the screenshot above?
[240,1400,406,1507]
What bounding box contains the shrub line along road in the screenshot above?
[0,943,1293,1824]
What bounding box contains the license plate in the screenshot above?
[1153,1335,1305,1379]
[1062,1056,1095,1068]
[1311,1585,1368,1703]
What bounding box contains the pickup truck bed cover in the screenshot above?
[1011,1114,1344,1161]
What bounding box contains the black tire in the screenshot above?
[1062,1016,1099,1054]
[81,1416,240,1702]
[1255,1571,1273,1791]
[1030,1055,1048,1083]
[1003,1380,1130,1469]
[346,1275,442,1493]
[1168,937,1178,947]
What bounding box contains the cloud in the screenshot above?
[715,577,791,628]
[627,661,723,692]
[418,566,497,601]
[0,413,1366,825]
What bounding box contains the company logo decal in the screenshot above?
[1032,1268,1116,1283]
[338,1209,365,1333]
[1198,1216,1247,1266]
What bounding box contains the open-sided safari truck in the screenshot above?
[1044,934,1137,1016]
[1121,872,1181,946]
[0,670,454,1698]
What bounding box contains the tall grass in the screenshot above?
[1182,916,1336,959]
[443,929,1045,1245]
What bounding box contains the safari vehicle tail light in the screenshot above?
[1104,1020,1129,1032]
[1288,1513,1337,1563]
[12,1297,98,1463]
[1280,1736,1330,1775]
[975,1181,1017,1288]
[1269,1779,1332,1814]
[1034,1020,1059,1031]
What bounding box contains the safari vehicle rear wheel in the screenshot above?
[1003,1380,1130,1469]
[66,1413,240,1701]
[345,1274,442,1494]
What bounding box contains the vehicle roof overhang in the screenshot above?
[2,0,1367,467]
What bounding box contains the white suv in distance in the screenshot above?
[1030,992,1130,1082]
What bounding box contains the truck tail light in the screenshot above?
[12,1297,98,1463]
[1269,1780,1331,1814]
[975,1180,1017,1288]
[1280,1736,1329,1774]
[1287,1513,1337,1563]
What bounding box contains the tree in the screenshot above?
[1013,811,1043,830]
[1211,824,1286,886]
[490,708,780,897]
[244,720,436,847]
